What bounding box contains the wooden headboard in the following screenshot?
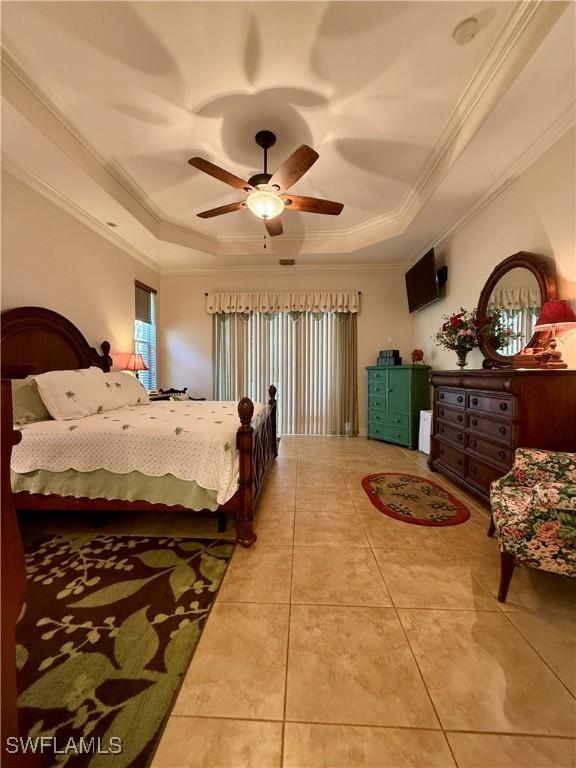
[1,307,112,378]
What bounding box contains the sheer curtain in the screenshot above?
[213,311,358,436]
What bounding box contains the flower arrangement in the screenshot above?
[434,308,483,368]
[434,307,521,367]
[486,309,522,351]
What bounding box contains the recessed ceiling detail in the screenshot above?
[1,1,574,270]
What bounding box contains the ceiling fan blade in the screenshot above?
[188,157,252,191]
[264,216,283,237]
[269,145,319,192]
[197,201,246,218]
[282,195,344,215]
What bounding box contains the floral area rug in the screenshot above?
[16,533,235,768]
[362,473,470,526]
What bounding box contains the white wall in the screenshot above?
[413,129,576,369]
[1,171,160,362]
[159,268,413,433]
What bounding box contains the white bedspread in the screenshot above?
[11,400,267,505]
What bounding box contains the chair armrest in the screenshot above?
[510,448,576,485]
[534,482,576,512]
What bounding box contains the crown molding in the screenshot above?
[1,0,570,257]
[2,155,161,273]
[369,1,570,245]
[410,106,575,267]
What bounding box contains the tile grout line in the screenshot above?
[163,712,576,740]
[365,499,461,768]
[497,606,576,701]
[280,445,298,768]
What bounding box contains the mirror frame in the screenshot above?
[478,251,556,369]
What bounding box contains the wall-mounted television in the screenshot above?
[405,248,444,313]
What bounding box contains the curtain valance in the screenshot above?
[488,287,541,311]
[206,291,360,315]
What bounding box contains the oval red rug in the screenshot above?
[361,473,470,527]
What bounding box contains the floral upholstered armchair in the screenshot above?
[490,448,576,602]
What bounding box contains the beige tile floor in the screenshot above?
[20,437,576,768]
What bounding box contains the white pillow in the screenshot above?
[35,368,124,420]
[104,372,150,406]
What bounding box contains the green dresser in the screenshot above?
[367,365,431,448]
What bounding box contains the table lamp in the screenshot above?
[534,300,576,368]
[123,353,148,380]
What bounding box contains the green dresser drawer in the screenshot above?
[369,396,387,411]
[368,410,410,429]
[368,380,387,396]
[368,422,411,446]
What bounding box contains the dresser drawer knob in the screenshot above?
[471,418,478,427]
[440,393,445,400]
[472,397,478,406]
[498,450,506,459]
[440,427,445,433]
[470,439,477,448]
[439,409,444,416]
[457,395,463,403]
[457,415,463,422]
[396,419,401,424]
[498,426,507,436]
[499,402,508,412]
[457,433,463,441]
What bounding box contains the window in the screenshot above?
[134,281,157,391]
[213,311,358,435]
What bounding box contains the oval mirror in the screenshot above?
[478,252,556,368]
[486,267,542,355]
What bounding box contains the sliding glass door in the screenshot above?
[214,311,358,436]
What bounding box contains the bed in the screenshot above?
[1,306,278,547]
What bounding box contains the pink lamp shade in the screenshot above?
[123,353,148,372]
[534,300,576,333]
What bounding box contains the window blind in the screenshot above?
[134,281,157,391]
[214,311,358,436]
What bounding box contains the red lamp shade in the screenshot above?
[534,300,576,333]
[123,353,148,372]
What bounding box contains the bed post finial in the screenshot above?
[268,384,277,405]
[238,397,254,428]
[101,341,113,373]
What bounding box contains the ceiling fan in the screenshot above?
[188,130,344,237]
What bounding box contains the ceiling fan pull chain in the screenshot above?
[264,234,267,250]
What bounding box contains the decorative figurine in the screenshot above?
[411,349,425,364]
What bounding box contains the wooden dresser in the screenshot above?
[367,365,430,448]
[429,369,576,504]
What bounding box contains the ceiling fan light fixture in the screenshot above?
[246,189,284,220]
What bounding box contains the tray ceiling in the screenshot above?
[1,1,574,269]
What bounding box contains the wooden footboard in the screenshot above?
[235,385,278,547]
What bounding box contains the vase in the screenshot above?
[456,349,469,369]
